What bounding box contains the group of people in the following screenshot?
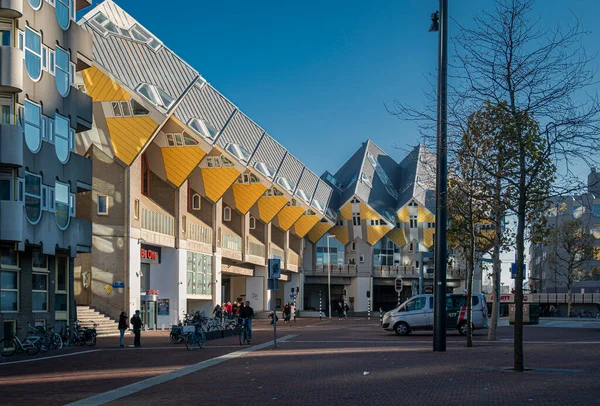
[212,300,255,341]
[117,310,143,348]
[336,301,350,320]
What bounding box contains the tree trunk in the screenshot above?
[514,147,527,372]
[567,282,572,317]
[488,176,503,341]
[466,234,475,348]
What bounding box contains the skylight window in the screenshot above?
[311,199,324,212]
[183,132,198,146]
[326,208,336,220]
[89,12,162,50]
[374,165,398,199]
[189,118,218,140]
[277,177,295,193]
[225,143,251,163]
[296,189,310,203]
[254,162,276,179]
[367,153,377,168]
[361,172,372,187]
[136,83,174,111]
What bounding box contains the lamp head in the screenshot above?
[429,11,440,32]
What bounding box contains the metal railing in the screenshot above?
[141,200,174,236]
[248,240,265,257]
[186,217,213,245]
[222,230,241,252]
[270,245,284,260]
[288,250,299,266]
[311,264,359,275]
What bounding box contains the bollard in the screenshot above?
[161,324,165,331]
[368,298,371,321]
[379,308,383,325]
[319,290,322,320]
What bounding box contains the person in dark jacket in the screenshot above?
[240,301,254,342]
[130,310,143,347]
[118,311,128,348]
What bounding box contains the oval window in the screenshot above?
[55,181,70,230]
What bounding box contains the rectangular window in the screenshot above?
[97,194,108,215]
[49,50,55,75]
[359,253,365,263]
[42,46,48,71]
[49,188,55,212]
[41,185,48,210]
[111,102,122,117]
[0,169,13,201]
[249,216,256,230]
[0,243,18,268]
[410,215,418,229]
[17,178,24,202]
[0,20,11,46]
[0,94,12,125]
[0,270,18,312]
[120,101,131,117]
[32,249,48,270]
[69,62,75,86]
[24,172,42,224]
[32,273,48,312]
[55,256,68,315]
[17,30,23,50]
[134,199,139,220]
[25,27,42,81]
[141,153,150,196]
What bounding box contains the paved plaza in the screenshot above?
[0,319,599,405]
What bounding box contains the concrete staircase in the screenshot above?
[76,306,121,337]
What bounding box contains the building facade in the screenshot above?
[0,0,94,339]
[529,169,600,294]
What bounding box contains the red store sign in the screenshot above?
[140,244,161,264]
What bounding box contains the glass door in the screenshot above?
[141,300,157,330]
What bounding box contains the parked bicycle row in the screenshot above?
[0,320,98,358]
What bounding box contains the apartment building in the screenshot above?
[303,141,475,313]
[529,169,600,294]
[0,0,94,339]
[74,1,335,328]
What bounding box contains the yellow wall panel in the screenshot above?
[277,206,305,231]
[423,228,434,248]
[293,215,320,238]
[161,146,206,187]
[256,196,288,224]
[367,226,391,245]
[82,66,130,102]
[200,167,240,203]
[360,203,380,221]
[329,226,349,245]
[387,228,407,248]
[232,183,267,214]
[307,222,332,244]
[105,116,158,165]
[397,206,409,223]
[339,202,352,220]
[418,205,435,223]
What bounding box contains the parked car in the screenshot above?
[382,293,489,336]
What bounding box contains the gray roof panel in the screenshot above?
[311,180,333,214]
[276,153,304,193]
[216,112,264,157]
[296,169,319,203]
[250,134,286,178]
[173,84,236,140]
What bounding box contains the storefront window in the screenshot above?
[315,234,345,266]
[0,270,18,312]
[55,256,68,313]
[186,252,212,295]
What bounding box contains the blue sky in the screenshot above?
[92,0,600,182]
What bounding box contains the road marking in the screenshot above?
[304,321,333,328]
[65,335,297,406]
[0,349,102,365]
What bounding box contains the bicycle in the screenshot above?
[0,329,43,356]
[239,320,250,345]
[183,325,206,350]
[79,321,98,347]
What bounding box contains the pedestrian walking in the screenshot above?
[337,301,344,320]
[130,310,143,347]
[283,302,291,323]
[118,311,128,348]
[240,301,254,342]
[344,303,350,320]
[237,301,245,325]
[290,303,295,321]
[226,302,233,318]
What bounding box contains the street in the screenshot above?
[0,318,599,405]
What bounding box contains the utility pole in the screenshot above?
[430,0,448,352]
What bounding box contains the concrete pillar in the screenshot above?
[176,248,187,322]
[255,266,269,311]
[212,199,223,308]
[128,238,141,317]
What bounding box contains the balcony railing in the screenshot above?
[270,244,284,260]
[141,198,174,237]
[374,266,465,279]
[222,230,241,252]
[288,250,299,266]
[186,217,213,245]
[311,264,358,276]
[248,240,265,258]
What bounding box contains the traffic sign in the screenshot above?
[267,278,279,291]
[510,263,526,279]
[268,258,281,279]
[395,277,403,293]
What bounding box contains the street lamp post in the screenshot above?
[430,0,449,352]
[326,235,336,320]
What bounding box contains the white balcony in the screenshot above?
[140,196,175,247]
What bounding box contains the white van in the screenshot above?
[382,293,489,336]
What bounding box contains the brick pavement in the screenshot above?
[0,319,599,405]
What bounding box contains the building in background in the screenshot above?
[529,169,600,294]
[0,0,94,339]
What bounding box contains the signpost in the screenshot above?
[268,258,281,348]
[395,277,403,306]
[366,290,371,320]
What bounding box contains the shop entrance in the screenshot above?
[141,295,157,330]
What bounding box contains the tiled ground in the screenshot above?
[1,319,598,405]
